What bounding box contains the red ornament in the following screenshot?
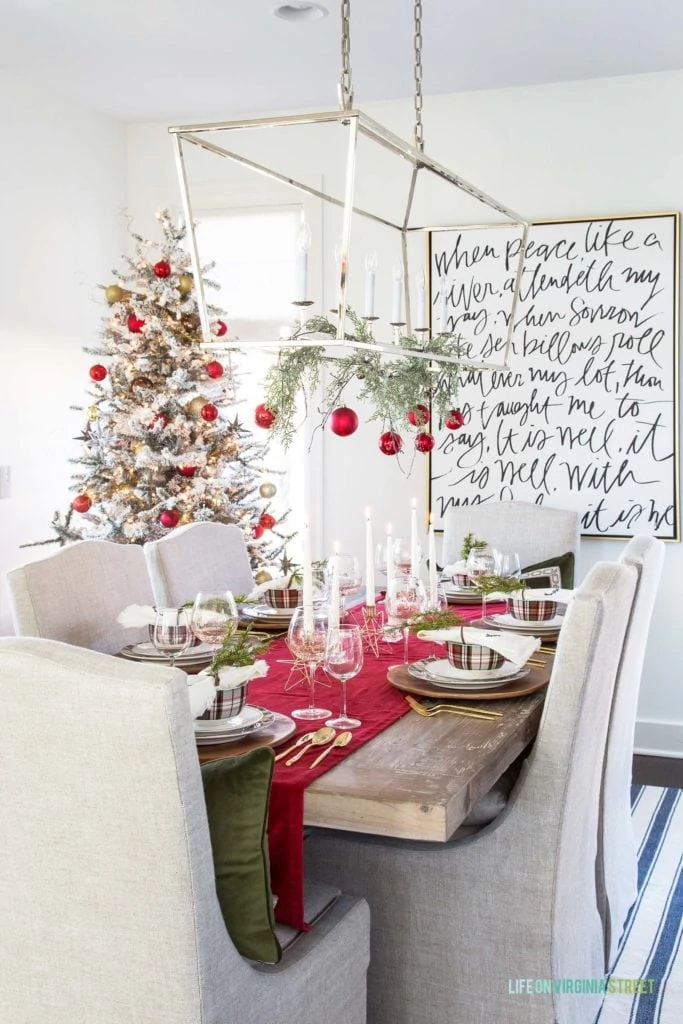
[254,403,277,429]
[378,431,403,456]
[329,406,359,437]
[89,364,107,382]
[415,431,436,453]
[259,513,276,531]
[200,403,219,422]
[445,409,466,430]
[71,494,92,514]
[407,403,430,427]
[148,412,169,430]
[252,524,265,540]
[206,360,224,379]
[153,260,171,278]
[127,313,145,333]
[177,465,197,478]
[160,509,179,529]
[215,320,228,337]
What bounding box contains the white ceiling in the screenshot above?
[2,0,683,122]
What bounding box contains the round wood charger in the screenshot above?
[196,710,296,763]
[387,662,551,701]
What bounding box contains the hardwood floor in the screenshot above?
[632,754,683,788]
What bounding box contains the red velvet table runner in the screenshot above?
[247,601,502,929]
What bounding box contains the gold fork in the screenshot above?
[405,695,501,721]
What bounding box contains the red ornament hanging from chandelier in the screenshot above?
[329,406,359,436]
[378,431,403,456]
[255,404,277,429]
[445,409,465,430]
[407,403,430,427]
[414,431,435,453]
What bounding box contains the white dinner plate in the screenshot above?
[486,612,564,629]
[408,659,530,690]
[423,658,523,682]
[119,642,213,662]
[241,604,296,620]
[194,705,264,733]
[194,708,279,744]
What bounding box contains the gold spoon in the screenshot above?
[284,726,336,766]
[274,730,316,763]
[309,730,353,769]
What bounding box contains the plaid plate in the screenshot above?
[198,681,248,720]
[264,588,302,609]
[509,596,557,621]
[446,640,504,671]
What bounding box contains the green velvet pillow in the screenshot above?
[200,748,281,964]
[522,551,575,589]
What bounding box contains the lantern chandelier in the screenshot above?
[169,0,530,373]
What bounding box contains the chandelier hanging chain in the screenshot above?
[339,0,354,110]
[413,0,424,151]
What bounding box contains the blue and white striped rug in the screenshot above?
[597,785,682,1024]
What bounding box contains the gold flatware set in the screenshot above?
[274,726,354,768]
[404,694,503,721]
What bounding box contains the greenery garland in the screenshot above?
[263,309,465,447]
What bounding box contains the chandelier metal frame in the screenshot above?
[169,0,530,372]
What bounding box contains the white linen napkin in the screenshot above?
[245,575,299,603]
[187,673,217,717]
[416,626,540,666]
[117,604,156,628]
[441,560,467,578]
[483,586,574,604]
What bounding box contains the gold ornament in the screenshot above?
[186,395,209,418]
[105,284,125,304]
[222,438,239,458]
[259,482,277,499]
[178,273,193,295]
[87,405,99,420]
[255,570,273,585]
[180,512,193,525]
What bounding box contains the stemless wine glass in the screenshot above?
[385,574,427,664]
[326,554,362,614]
[466,548,497,621]
[324,624,363,729]
[191,591,238,656]
[286,605,331,720]
[152,607,192,668]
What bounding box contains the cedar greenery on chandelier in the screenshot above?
[258,308,466,453]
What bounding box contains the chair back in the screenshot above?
[441,501,580,577]
[6,540,154,653]
[0,638,241,1023]
[144,522,255,607]
[599,535,665,967]
[501,560,636,1019]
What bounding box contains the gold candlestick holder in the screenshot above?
[360,605,384,658]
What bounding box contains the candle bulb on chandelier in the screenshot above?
[391,262,403,324]
[416,268,427,329]
[438,274,449,333]
[297,220,311,303]
[364,251,377,318]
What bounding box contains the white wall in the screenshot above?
[122,69,683,755]
[0,70,127,634]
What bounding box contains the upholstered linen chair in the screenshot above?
[6,540,153,653]
[144,521,255,606]
[441,500,580,581]
[0,637,370,1024]
[598,535,665,968]
[305,560,637,1024]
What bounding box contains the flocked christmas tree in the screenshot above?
[42,209,290,571]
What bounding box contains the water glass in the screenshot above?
[191,591,238,654]
[152,607,192,668]
[286,605,331,720]
[385,574,427,664]
[324,624,363,729]
[466,548,496,620]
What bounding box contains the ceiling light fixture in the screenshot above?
[273,3,329,21]
[170,0,529,374]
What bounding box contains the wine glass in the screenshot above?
[191,591,238,657]
[151,607,192,668]
[494,549,522,617]
[424,582,448,660]
[385,574,427,664]
[326,554,362,614]
[286,605,331,720]
[466,548,496,621]
[324,624,363,729]
[393,536,422,576]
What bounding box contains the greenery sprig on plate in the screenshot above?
[460,534,488,561]
[209,627,270,675]
[263,308,465,447]
[409,608,465,634]
[471,575,525,597]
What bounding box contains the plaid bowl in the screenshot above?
[509,596,558,622]
[198,681,248,720]
[446,640,504,671]
[264,588,302,609]
[452,571,474,589]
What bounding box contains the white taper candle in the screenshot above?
[438,275,448,333]
[410,498,419,577]
[302,520,313,631]
[297,221,311,303]
[416,269,427,329]
[364,252,377,318]
[329,562,340,631]
[365,507,375,608]
[386,522,394,581]
[428,515,438,605]
[391,263,403,323]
